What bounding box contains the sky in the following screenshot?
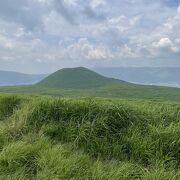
[0,0,180,74]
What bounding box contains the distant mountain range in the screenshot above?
[0,71,47,86]
[94,67,180,87]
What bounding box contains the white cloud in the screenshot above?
[153,37,172,48]
[0,0,180,73]
[64,0,79,6]
[107,15,141,32]
[152,37,180,53]
[118,44,139,58]
[177,4,180,13]
[90,0,106,9]
[0,34,14,49]
[62,38,114,60]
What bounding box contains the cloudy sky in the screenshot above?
[0,0,180,73]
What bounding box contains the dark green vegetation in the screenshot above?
[38,67,123,89]
[1,67,180,101]
[0,70,47,86]
[0,94,180,179]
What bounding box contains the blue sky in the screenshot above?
[0,0,180,73]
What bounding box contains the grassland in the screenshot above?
[1,67,180,102]
[1,82,180,101]
[0,93,180,179]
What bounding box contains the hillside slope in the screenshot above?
[0,94,180,179]
[38,67,124,89]
[0,71,47,86]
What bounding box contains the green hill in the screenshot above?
[38,67,124,89]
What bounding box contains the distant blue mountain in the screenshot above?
[0,71,48,86]
[94,67,180,87]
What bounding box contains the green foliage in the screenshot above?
[0,95,22,120]
[0,94,180,179]
[37,67,122,89]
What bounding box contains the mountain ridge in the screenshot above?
[94,67,180,85]
[0,70,47,86]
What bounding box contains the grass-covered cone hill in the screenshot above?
[0,94,180,179]
[37,67,124,89]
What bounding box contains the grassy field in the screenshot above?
[1,67,180,102]
[1,82,180,101]
[0,93,180,179]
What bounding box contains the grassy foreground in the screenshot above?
[0,94,180,179]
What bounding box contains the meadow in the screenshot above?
[1,82,180,101]
[0,93,180,179]
[2,67,180,102]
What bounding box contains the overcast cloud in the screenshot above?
[0,0,179,73]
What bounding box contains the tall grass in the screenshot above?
[0,94,180,179]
